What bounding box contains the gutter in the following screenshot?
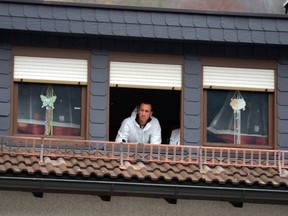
[0,176,287,205]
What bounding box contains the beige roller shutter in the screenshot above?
[14,56,88,85]
[110,61,182,90]
[203,66,274,92]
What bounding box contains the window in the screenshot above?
[202,58,275,148]
[13,47,89,138]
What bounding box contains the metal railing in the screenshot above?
[1,136,288,172]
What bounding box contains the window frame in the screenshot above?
[11,46,90,139]
[202,57,276,149]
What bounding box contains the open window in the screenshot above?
[12,47,89,138]
[202,58,276,149]
[109,52,183,144]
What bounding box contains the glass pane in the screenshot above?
[207,90,268,145]
[17,83,82,136]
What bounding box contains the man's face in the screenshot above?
[137,103,153,125]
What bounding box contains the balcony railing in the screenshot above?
[0,136,288,173]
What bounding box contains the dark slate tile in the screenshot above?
[221,16,235,28]
[27,18,41,31]
[193,15,207,28]
[52,6,67,20]
[265,31,279,44]
[168,26,182,39]
[12,17,26,31]
[0,49,11,61]
[0,75,10,89]
[248,18,263,30]
[184,115,200,129]
[112,23,126,36]
[278,63,288,78]
[23,5,38,18]
[183,129,200,144]
[184,58,201,75]
[140,24,154,38]
[39,5,53,19]
[110,10,124,23]
[251,31,266,43]
[278,77,288,91]
[235,17,249,30]
[278,133,288,149]
[262,18,276,31]
[0,88,10,102]
[179,14,194,27]
[9,3,24,16]
[184,101,200,115]
[98,22,113,36]
[276,19,288,32]
[207,16,221,28]
[278,119,288,133]
[0,102,9,116]
[90,95,107,110]
[84,21,98,34]
[81,8,95,21]
[154,25,168,39]
[196,27,210,41]
[90,110,107,124]
[0,60,11,75]
[126,23,141,37]
[0,116,9,130]
[184,74,200,88]
[0,3,9,16]
[278,105,288,120]
[95,9,110,22]
[55,20,70,33]
[69,20,84,34]
[0,16,12,30]
[184,88,200,102]
[223,29,238,42]
[237,30,252,43]
[41,19,55,32]
[138,11,152,24]
[89,123,107,138]
[91,68,108,83]
[278,91,288,106]
[165,13,179,26]
[182,27,196,40]
[279,32,288,45]
[67,7,82,21]
[91,54,108,69]
[124,11,138,24]
[209,28,224,41]
[151,12,165,25]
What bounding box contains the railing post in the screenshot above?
[40,137,44,163]
[199,147,203,171]
[278,150,282,176]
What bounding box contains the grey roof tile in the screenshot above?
[179,14,194,27]
[278,63,288,78]
[278,92,288,106]
[98,22,113,35]
[126,23,141,37]
[262,18,277,31]
[168,26,182,39]
[9,3,24,16]
[81,8,95,21]
[183,101,200,115]
[196,27,210,41]
[52,6,67,20]
[237,29,252,43]
[0,3,9,16]
[70,20,84,34]
[207,16,221,28]
[166,13,179,26]
[221,16,235,28]
[265,31,279,44]
[278,105,288,120]
[276,19,288,32]
[194,15,207,28]
[91,68,108,82]
[124,11,138,24]
[0,103,9,117]
[279,32,288,44]
[278,119,288,133]
[209,28,224,41]
[23,5,38,18]
[182,27,196,40]
[27,17,41,31]
[235,17,249,30]
[154,25,168,38]
[251,31,265,43]
[11,17,26,31]
[91,54,108,69]
[279,77,288,91]
[41,19,55,32]
[249,18,263,30]
[55,20,70,33]
[67,7,82,21]
[138,11,152,24]
[0,88,10,102]
[140,24,154,38]
[112,23,126,36]
[39,5,53,19]
[84,21,98,34]
[151,12,165,25]
[0,16,12,30]
[223,29,238,42]
[109,10,124,23]
[95,9,110,22]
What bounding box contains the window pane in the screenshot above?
[17,83,82,136]
[207,90,268,145]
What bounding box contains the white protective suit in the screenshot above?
[115,109,161,144]
[169,128,180,145]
